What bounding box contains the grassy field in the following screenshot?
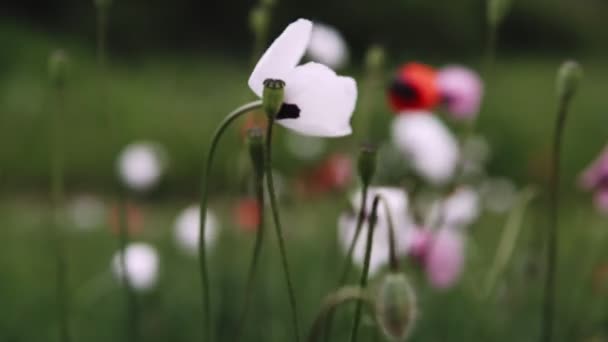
[1,22,608,342]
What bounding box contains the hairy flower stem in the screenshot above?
[541,90,574,342]
[265,118,301,341]
[322,185,369,342]
[349,196,381,342]
[116,192,139,342]
[50,85,71,342]
[235,160,266,341]
[307,287,371,342]
[197,100,263,340]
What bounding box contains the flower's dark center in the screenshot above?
[390,78,418,101]
[276,103,300,120]
[263,79,286,89]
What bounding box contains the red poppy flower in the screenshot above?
[234,198,261,232]
[108,201,144,237]
[388,62,440,113]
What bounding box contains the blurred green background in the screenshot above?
[1,0,608,341]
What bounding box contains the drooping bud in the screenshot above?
[487,0,512,29]
[247,127,265,178]
[365,45,385,74]
[556,60,583,102]
[94,0,112,9]
[375,273,417,341]
[357,144,377,187]
[48,49,69,89]
[262,79,285,117]
[249,5,269,39]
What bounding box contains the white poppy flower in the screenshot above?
[173,205,220,256]
[338,187,414,276]
[68,194,106,231]
[391,112,460,185]
[306,22,349,69]
[111,243,159,292]
[116,142,166,192]
[248,19,357,137]
[426,186,480,230]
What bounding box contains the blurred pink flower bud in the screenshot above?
[425,229,465,289]
[408,227,433,263]
[437,66,483,119]
[579,146,608,191]
[594,190,608,214]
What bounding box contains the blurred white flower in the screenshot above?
[391,112,460,185]
[248,18,357,137]
[338,187,414,276]
[111,243,159,291]
[427,186,480,230]
[480,178,517,213]
[68,194,106,231]
[116,142,166,192]
[174,205,220,256]
[285,131,327,161]
[306,22,349,69]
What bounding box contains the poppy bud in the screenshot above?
[556,60,582,102]
[375,273,417,341]
[357,144,377,187]
[262,78,285,117]
[247,128,265,178]
[49,49,68,88]
[487,0,512,29]
[365,45,385,74]
[249,5,269,39]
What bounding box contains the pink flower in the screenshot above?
[437,66,483,119]
[425,229,465,289]
[408,227,433,264]
[579,146,608,191]
[594,190,608,214]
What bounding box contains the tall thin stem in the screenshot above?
[349,196,381,342]
[265,118,301,341]
[97,7,107,67]
[198,100,263,340]
[50,86,71,342]
[117,193,139,342]
[235,164,265,341]
[541,94,572,342]
[377,196,398,272]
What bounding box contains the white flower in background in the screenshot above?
[480,178,517,213]
[391,112,460,185]
[111,243,159,292]
[68,194,106,231]
[173,205,220,256]
[338,187,413,276]
[306,22,349,69]
[427,186,480,230]
[248,19,357,137]
[285,131,327,161]
[116,142,166,192]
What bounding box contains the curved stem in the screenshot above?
[349,196,381,342]
[235,166,265,341]
[541,93,572,342]
[198,100,263,341]
[265,118,301,341]
[308,286,372,342]
[376,195,398,271]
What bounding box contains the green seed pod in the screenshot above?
[247,128,265,178]
[249,5,269,38]
[357,144,377,187]
[487,0,512,28]
[48,49,69,88]
[365,45,385,74]
[556,60,583,102]
[262,79,285,117]
[375,273,417,341]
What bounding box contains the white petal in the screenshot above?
[306,22,349,69]
[116,142,166,192]
[442,186,480,228]
[391,113,460,185]
[248,19,312,97]
[278,62,356,137]
[173,205,220,256]
[111,243,159,292]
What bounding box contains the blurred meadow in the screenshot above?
[1,0,608,341]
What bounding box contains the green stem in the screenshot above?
[541,93,572,342]
[323,185,369,342]
[235,166,265,341]
[265,117,301,341]
[117,193,139,342]
[50,86,71,342]
[307,286,372,342]
[198,100,263,341]
[349,196,381,342]
[377,195,398,271]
